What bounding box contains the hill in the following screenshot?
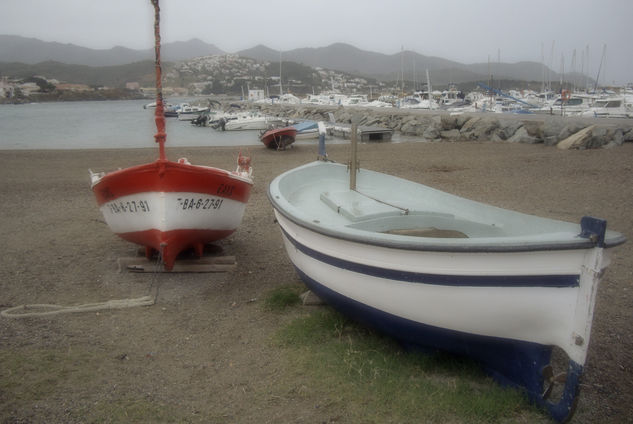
[0,60,160,87]
[0,35,224,67]
[1,35,569,85]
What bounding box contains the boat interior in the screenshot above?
[321,189,505,239]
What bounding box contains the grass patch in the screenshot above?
[263,284,303,311]
[0,348,179,423]
[73,399,177,423]
[275,307,550,423]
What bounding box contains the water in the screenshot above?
[0,98,417,150]
[0,99,275,150]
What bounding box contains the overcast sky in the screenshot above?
[2,0,631,84]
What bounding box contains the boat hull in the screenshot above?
[92,160,252,269]
[268,161,625,422]
[260,127,297,149]
[224,117,283,131]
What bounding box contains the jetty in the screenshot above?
[250,103,633,149]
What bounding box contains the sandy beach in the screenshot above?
[1,141,632,423]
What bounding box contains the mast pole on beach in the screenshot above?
[151,0,167,162]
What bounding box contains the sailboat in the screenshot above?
[90,0,253,270]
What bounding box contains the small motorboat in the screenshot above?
[222,114,284,131]
[259,126,297,150]
[90,0,253,270]
[177,105,210,121]
[267,148,625,422]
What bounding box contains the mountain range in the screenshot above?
[0,35,575,87]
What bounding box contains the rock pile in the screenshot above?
[249,103,633,149]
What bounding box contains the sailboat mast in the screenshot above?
[426,69,433,110]
[400,46,404,96]
[279,50,283,96]
[150,0,166,161]
[593,44,606,93]
[541,42,545,95]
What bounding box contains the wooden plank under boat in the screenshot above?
[267,159,625,422]
[259,126,297,150]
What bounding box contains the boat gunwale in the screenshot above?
[91,159,254,190]
[267,162,626,253]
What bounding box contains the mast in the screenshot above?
[571,49,577,92]
[541,42,545,95]
[279,50,283,96]
[150,0,166,162]
[426,69,433,110]
[400,45,404,96]
[560,53,564,90]
[549,41,555,92]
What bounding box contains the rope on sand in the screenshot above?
[1,296,156,318]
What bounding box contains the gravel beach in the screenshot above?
[1,141,632,423]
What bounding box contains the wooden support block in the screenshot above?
[117,256,237,273]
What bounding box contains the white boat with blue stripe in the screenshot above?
[268,158,625,422]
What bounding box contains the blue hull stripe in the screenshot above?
[281,227,579,288]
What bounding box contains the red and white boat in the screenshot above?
[90,0,253,270]
[259,126,297,150]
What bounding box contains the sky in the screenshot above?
[1,0,631,85]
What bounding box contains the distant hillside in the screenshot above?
[0,35,223,66]
[237,43,562,86]
[1,35,587,88]
[235,44,281,63]
[0,60,161,87]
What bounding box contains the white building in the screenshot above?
[248,89,265,101]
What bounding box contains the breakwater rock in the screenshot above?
[249,103,633,149]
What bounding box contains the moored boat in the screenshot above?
[89,0,253,270]
[267,157,625,422]
[259,126,297,149]
[222,113,284,131]
[581,97,632,118]
[177,105,210,121]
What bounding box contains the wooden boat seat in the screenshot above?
[320,190,403,222]
[320,190,505,238]
[383,228,468,238]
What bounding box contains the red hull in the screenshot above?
[119,228,236,262]
[92,159,252,270]
[260,127,297,149]
[92,160,251,206]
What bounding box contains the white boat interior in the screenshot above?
[271,161,624,251]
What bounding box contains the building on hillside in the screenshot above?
[17,82,40,96]
[55,83,92,92]
[248,89,265,101]
[0,77,13,98]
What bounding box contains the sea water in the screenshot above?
[0,99,295,150]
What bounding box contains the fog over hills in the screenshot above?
[1,35,574,86]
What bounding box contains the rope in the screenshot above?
[1,297,155,319]
[2,249,165,319]
[147,243,166,304]
[2,254,162,318]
